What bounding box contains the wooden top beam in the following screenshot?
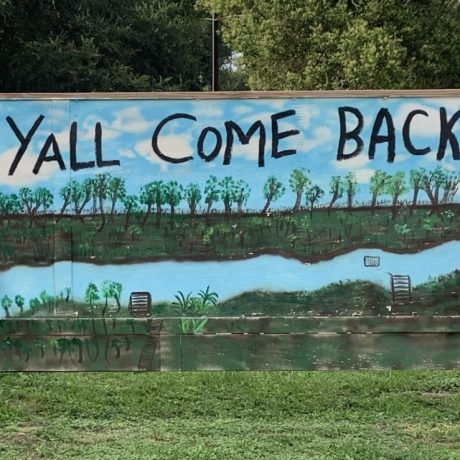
[1,89,460,100]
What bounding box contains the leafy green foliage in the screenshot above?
[0,0,218,91]
[199,0,460,90]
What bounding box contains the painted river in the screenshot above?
[0,241,459,316]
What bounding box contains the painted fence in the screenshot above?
[1,90,460,371]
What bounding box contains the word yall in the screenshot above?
[6,116,119,176]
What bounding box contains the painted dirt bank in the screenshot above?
[1,91,460,370]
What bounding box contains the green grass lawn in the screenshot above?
[1,372,460,459]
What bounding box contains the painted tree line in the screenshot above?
[0,166,459,226]
[1,280,122,318]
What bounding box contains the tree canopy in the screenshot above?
[0,0,216,91]
[199,0,460,90]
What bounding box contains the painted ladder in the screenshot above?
[129,291,152,317]
[390,274,412,304]
[138,319,162,371]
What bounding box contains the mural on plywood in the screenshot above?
[1,94,460,370]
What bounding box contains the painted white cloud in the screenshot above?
[233,105,253,115]
[135,134,193,172]
[334,153,370,170]
[112,107,151,133]
[394,103,440,137]
[0,148,61,186]
[79,115,120,141]
[193,103,224,120]
[354,168,375,184]
[118,148,136,159]
[295,105,320,130]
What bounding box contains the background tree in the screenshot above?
[85,282,99,312]
[441,172,460,204]
[163,181,183,228]
[0,0,223,91]
[369,170,390,209]
[289,168,311,212]
[140,181,164,227]
[261,176,285,214]
[94,173,111,230]
[328,176,344,212]
[305,185,324,217]
[200,0,460,90]
[204,176,220,214]
[185,183,202,215]
[423,166,448,207]
[235,179,251,214]
[1,294,12,318]
[122,195,141,230]
[107,176,126,220]
[409,168,425,207]
[109,281,123,314]
[385,172,408,219]
[344,173,359,209]
[220,177,237,213]
[14,295,25,316]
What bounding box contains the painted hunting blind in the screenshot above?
[2,90,460,371]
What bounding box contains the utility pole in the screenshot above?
[211,14,219,91]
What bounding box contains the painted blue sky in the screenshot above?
[0,96,459,211]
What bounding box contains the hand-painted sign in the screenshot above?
[1,91,460,371]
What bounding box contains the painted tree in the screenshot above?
[101,281,112,317]
[122,195,140,230]
[328,176,344,212]
[18,187,34,225]
[305,185,324,217]
[204,175,221,214]
[14,294,25,315]
[164,180,183,228]
[140,181,164,227]
[1,294,12,318]
[385,171,408,219]
[409,167,425,207]
[369,170,390,209]
[94,173,111,229]
[220,176,238,213]
[185,183,202,215]
[72,179,93,217]
[33,186,53,214]
[85,282,100,312]
[289,168,311,212]
[29,297,41,315]
[261,176,285,214]
[441,171,460,204]
[235,179,251,214]
[423,166,448,207]
[344,173,358,209]
[107,176,126,220]
[58,181,72,217]
[109,281,123,313]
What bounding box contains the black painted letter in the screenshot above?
[32,134,66,174]
[70,122,96,171]
[368,108,396,163]
[437,108,460,160]
[152,113,196,163]
[271,110,299,159]
[337,107,364,161]
[224,120,266,167]
[197,127,222,162]
[402,110,431,156]
[7,115,45,175]
[95,122,120,168]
